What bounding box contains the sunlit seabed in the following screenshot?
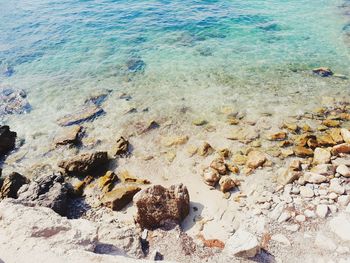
[0,0,350,169]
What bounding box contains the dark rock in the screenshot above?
[0,126,16,157]
[17,173,69,216]
[84,90,111,106]
[312,67,333,77]
[0,86,31,115]
[57,105,104,126]
[0,172,28,199]
[58,151,109,176]
[134,184,190,230]
[101,185,141,211]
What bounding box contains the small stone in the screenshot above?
[210,158,227,175]
[192,119,207,126]
[311,164,335,176]
[224,229,260,258]
[282,122,299,132]
[0,172,28,199]
[203,169,220,187]
[300,186,314,198]
[268,131,287,141]
[322,119,340,128]
[246,151,266,169]
[232,154,247,165]
[289,160,302,171]
[303,172,328,184]
[304,209,316,218]
[198,142,214,157]
[54,125,82,146]
[277,169,302,186]
[295,214,306,222]
[219,176,237,192]
[0,125,16,156]
[113,136,129,156]
[340,128,350,143]
[187,145,198,156]
[294,146,313,158]
[329,179,345,195]
[316,204,328,218]
[218,148,230,158]
[281,148,294,158]
[336,164,350,177]
[317,134,336,146]
[162,135,189,147]
[338,195,350,206]
[312,148,331,165]
[278,211,291,223]
[119,170,150,184]
[328,192,338,200]
[226,163,239,174]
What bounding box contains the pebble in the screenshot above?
[300,186,314,198]
[329,179,345,195]
[304,209,316,218]
[295,214,306,222]
[328,192,338,200]
[316,204,328,218]
[336,164,350,177]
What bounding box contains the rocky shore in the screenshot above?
[1,71,350,262]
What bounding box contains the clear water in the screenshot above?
[0,0,349,167]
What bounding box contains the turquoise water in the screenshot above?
[0,0,349,151]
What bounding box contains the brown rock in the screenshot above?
[267,131,287,141]
[226,163,240,174]
[72,175,93,196]
[277,169,302,186]
[134,184,190,229]
[198,142,214,157]
[119,170,150,184]
[210,158,227,175]
[58,151,109,176]
[312,67,333,77]
[294,146,313,157]
[0,172,28,199]
[113,136,129,156]
[332,143,350,154]
[289,160,302,171]
[0,126,16,156]
[101,185,141,211]
[322,119,340,128]
[246,151,266,169]
[218,148,230,158]
[96,171,119,193]
[219,176,237,192]
[54,125,82,146]
[317,134,336,146]
[203,169,220,186]
[295,134,315,147]
[328,128,344,144]
[232,154,247,165]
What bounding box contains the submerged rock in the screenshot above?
[0,125,16,156]
[58,151,109,176]
[112,136,129,156]
[57,105,104,126]
[312,67,333,77]
[134,184,190,229]
[0,172,28,199]
[17,173,69,216]
[0,86,31,115]
[101,185,141,211]
[54,125,82,147]
[126,58,146,73]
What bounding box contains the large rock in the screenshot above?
[17,173,69,216]
[312,148,331,165]
[0,172,28,199]
[57,105,104,126]
[134,184,190,229]
[0,86,31,115]
[58,151,109,176]
[0,125,16,156]
[224,229,260,258]
[101,185,141,211]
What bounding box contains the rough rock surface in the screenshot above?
[0,172,28,199]
[0,86,31,116]
[134,184,190,229]
[58,151,109,176]
[54,125,82,146]
[101,185,141,211]
[17,173,69,216]
[57,105,104,126]
[224,229,260,258]
[0,125,16,156]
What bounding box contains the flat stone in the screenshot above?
[336,164,350,177]
[303,172,328,184]
[54,125,82,146]
[329,214,350,241]
[294,146,313,157]
[101,185,141,211]
[224,229,260,258]
[312,148,331,165]
[300,186,314,198]
[246,151,266,169]
[57,105,104,126]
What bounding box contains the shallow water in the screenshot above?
[0,0,350,169]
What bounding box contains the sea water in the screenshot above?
[0,0,349,169]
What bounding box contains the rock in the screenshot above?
[96,171,119,193]
[311,164,335,176]
[329,213,350,241]
[289,160,302,171]
[134,184,190,229]
[58,152,109,176]
[54,125,82,146]
[210,158,227,175]
[315,233,336,251]
[271,234,291,247]
[332,157,350,166]
[329,179,345,195]
[322,119,340,128]
[126,58,145,72]
[162,135,188,147]
[219,176,236,192]
[312,148,331,165]
[312,67,333,77]
[300,186,314,198]
[329,128,344,144]
[332,143,350,154]
[281,148,294,157]
[232,154,247,165]
[218,148,230,158]
[226,126,259,143]
[338,195,350,206]
[246,151,266,169]
[0,86,31,115]
[224,229,260,258]
[0,125,16,156]
[340,128,350,143]
[226,163,239,174]
[112,136,129,156]
[317,134,336,146]
[316,204,329,218]
[268,131,287,141]
[277,169,302,186]
[0,172,28,199]
[17,173,69,216]
[282,122,298,132]
[303,172,327,184]
[294,146,313,157]
[198,142,214,156]
[336,164,350,177]
[72,176,93,196]
[101,185,141,211]
[304,209,316,218]
[192,119,207,126]
[57,105,104,126]
[295,214,306,222]
[119,170,150,184]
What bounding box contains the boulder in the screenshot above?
[58,151,109,176]
[224,229,260,258]
[112,136,129,156]
[101,185,141,211]
[312,148,331,165]
[134,184,190,229]
[17,173,69,216]
[54,125,82,146]
[0,172,28,199]
[57,105,104,126]
[246,151,266,169]
[0,125,16,156]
